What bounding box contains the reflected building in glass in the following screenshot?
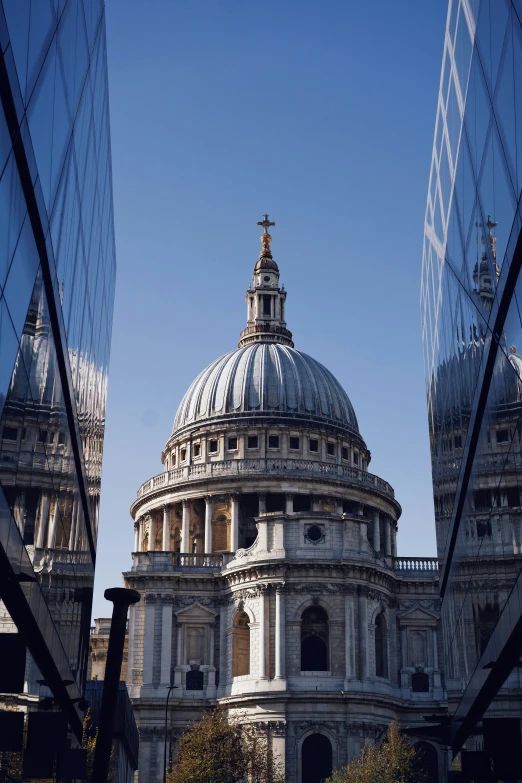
[421,0,522,751]
[0,0,115,749]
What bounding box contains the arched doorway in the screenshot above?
[302,733,333,783]
[414,741,438,783]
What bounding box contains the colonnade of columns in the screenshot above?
[134,492,397,557]
[32,490,83,551]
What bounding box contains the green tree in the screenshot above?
[326,721,425,783]
[166,707,285,783]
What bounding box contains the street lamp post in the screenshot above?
[163,682,179,783]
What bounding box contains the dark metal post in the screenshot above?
[92,587,140,783]
[163,683,178,783]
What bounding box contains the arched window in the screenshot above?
[301,607,329,671]
[375,612,388,678]
[186,669,204,690]
[232,610,250,676]
[302,734,333,783]
[411,671,430,692]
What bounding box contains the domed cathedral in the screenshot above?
[124,217,445,783]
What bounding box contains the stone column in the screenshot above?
[14,490,25,537]
[285,493,294,515]
[358,588,368,679]
[400,626,409,687]
[312,495,320,512]
[148,513,157,552]
[209,624,215,667]
[36,492,50,549]
[271,725,286,778]
[275,584,285,679]
[384,517,392,556]
[47,500,59,549]
[259,587,267,679]
[230,494,239,552]
[181,500,189,552]
[176,623,183,667]
[258,492,266,515]
[372,508,380,553]
[204,496,212,552]
[432,626,438,669]
[134,522,139,552]
[161,599,173,684]
[344,591,356,679]
[358,504,368,553]
[391,524,397,556]
[162,505,170,551]
[218,605,227,696]
[69,498,78,551]
[143,598,156,685]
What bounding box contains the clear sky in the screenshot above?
[92,1,448,619]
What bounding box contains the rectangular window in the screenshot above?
[193,443,201,456]
[289,436,299,450]
[38,430,48,444]
[2,426,18,441]
[341,446,349,460]
[327,442,335,456]
[48,432,55,444]
[309,438,319,453]
[227,437,238,451]
[21,428,26,441]
[353,452,359,465]
[58,431,66,445]
[209,440,218,453]
[454,435,462,448]
[172,453,176,465]
[496,429,509,443]
[181,449,187,461]
[247,435,258,449]
[507,486,520,507]
[263,295,271,316]
[474,489,491,510]
[268,435,279,449]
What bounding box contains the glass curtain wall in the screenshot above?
[0,0,115,741]
[421,0,522,749]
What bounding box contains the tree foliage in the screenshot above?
[166,707,285,783]
[326,721,425,783]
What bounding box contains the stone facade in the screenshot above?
[123,222,446,783]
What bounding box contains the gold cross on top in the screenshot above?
[257,214,275,234]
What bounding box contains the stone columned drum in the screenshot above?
[124,217,444,783]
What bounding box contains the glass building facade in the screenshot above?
[0,0,115,744]
[422,0,522,750]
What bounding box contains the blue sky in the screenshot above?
[92,1,448,618]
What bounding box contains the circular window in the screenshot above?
[306,525,323,543]
[264,275,270,282]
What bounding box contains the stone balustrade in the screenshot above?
[393,557,439,573]
[131,551,232,572]
[136,458,395,500]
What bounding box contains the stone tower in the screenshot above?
[124,219,444,783]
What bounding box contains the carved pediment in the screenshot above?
[398,605,439,625]
[175,602,217,623]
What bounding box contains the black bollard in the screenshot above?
[91,587,140,783]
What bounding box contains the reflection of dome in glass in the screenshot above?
[173,344,359,436]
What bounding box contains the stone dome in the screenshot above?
[172,343,359,437]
